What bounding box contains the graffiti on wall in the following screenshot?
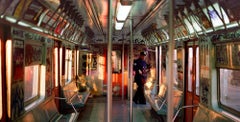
[13,39,24,84]
[11,83,24,120]
[25,43,43,66]
[199,38,211,106]
[46,47,53,97]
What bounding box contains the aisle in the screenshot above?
[77,96,161,122]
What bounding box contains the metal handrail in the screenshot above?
[172,104,199,122]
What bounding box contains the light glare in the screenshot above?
[115,21,124,30]
[116,2,132,21]
[5,16,17,23]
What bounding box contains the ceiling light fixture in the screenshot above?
[116,1,132,21]
[115,0,132,30]
[115,20,124,30]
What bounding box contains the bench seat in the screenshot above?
[59,81,90,113]
[193,104,234,122]
[145,84,183,116]
[15,95,79,122]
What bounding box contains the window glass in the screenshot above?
[24,65,39,103]
[65,49,72,84]
[112,51,121,73]
[188,48,193,92]
[203,3,230,28]
[173,49,178,87]
[54,48,58,87]
[98,56,105,80]
[219,69,240,113]
[196,47,199,95]
[184,16,202,34]
[176,49,184,91]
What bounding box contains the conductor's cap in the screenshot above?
[140,51,147,56]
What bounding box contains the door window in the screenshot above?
[196,47,199,96]
[188,48,193,92]
[64,49,72,84]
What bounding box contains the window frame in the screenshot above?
[217,68,240,117]
[64,49,72,84]
[24,40,43,107]
[24,65,41,107]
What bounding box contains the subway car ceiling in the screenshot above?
[1,0,240,47]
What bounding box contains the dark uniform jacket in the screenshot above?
[133,58,148,85]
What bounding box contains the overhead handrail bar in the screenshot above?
[133,0,167,33]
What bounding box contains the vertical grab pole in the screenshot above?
[159,46,162,88]
[155,46,159,94]
[167,0,175,122]
[122,38,125,101]
[107,0,113,122]
[129,16,133,122]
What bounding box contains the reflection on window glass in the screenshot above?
[112,51,121,73]
[54,48,58,87]
[188,48,193,92]
[203,3,230,28]
[184,16,202,34]
[24,65,39,102]
[173,49,178,88]
[219,69,240,113]
[65,49,72,84]
[196,47,199,95]
[174,49,177,75]
[98,56,105,80]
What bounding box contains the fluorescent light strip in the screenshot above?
[31,27,43,32]
[59,47,63,86]
[116,2,132,21]
[115,21,124,30]
[40,65,46,96]
[6,40,12,118]
[54,48,59,87]
[44,29,49,33]
[18,21,31,27]
[226,22,238,29]
[5,16,17,23]
[76,50,79,75]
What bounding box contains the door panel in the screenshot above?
[185,43,200,122]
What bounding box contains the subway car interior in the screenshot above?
[1,0,240,122]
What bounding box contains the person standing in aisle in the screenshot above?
[133,51,150,104]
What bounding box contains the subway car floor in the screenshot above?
[76,96,163,122]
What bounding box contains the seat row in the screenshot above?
[145,83,183,121]
[145,83,234,122]
[15,80,90,122]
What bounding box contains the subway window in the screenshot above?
[24,65,40,105]
[65,49,72,84]
[173,49,178,88]
[54,48,58,87]
[203,3,230,28]
[216,43,240,117]
[188,47,193,92]
[219,69,240,116]
[196,47,200,96]
[24,41,44,106]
